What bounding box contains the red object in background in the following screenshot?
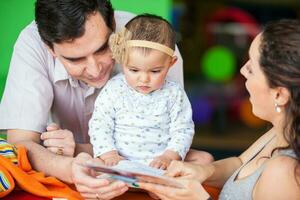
[2,190,49,200]
[2,186,220,200]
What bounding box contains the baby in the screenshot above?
[89,14,197,169]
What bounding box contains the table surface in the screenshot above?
[2,190,154,200]
[3,185,220,200]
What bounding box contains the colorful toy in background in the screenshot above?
[240,98,267,128]
[191,96,214,125]
[202,46,236,82]
[190,6,265,129]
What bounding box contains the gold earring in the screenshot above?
[275,103,282,113]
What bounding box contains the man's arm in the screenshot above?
[40,123,93,156]
[7,129,74,183]
[8,131,129,199]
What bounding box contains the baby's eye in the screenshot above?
[129,69,138,72]
[151,70,161,73]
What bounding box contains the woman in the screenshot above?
[138,19,300,200]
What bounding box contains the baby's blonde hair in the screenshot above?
[109,14,176,64]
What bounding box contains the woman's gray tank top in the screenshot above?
[219,147,297,200]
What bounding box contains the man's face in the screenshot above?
[51,12,114,88]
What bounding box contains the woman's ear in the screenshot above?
[168,56,178,68]
[274,87,290,106]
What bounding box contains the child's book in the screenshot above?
[85,160,183,188]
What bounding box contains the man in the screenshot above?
[0,0,211,199]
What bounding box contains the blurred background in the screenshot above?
[1,0,300,159]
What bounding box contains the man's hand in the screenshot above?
[72,153,129,199]
[99,150,125,166]
[150,150,181,170]
[41,123,75,157]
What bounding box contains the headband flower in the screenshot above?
[109,27,131,64]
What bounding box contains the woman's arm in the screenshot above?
[164,157,241,189]
[204,130,276,188]
[202,157,243,188]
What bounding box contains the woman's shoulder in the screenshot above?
[254,154,300,200]
[239,131,275,164]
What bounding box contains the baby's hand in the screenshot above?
[149,150,181,170]
[99,150,125,166]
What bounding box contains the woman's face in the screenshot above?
[240,34,277,122]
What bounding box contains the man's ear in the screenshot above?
[274,87,290,106]
[46,45,57,57]
[168,56,178,68]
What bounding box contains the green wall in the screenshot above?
[0,0,36,100]
[111,0,171,20]
[0,0,171,100]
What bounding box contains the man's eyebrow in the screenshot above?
[61,55,83,62]
[61,40,109,61]
[94,40,109,53]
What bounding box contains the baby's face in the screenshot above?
[123,49,174,94]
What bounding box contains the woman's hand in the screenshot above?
[165,160,212,183]
[71,153,129,199]
[41,123,75,157]
[138,179,211,200]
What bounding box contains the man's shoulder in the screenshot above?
[15,20,49,57]
[114,10,136,31]
[18,21,41,43]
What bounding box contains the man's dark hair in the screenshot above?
[35,0,114,48]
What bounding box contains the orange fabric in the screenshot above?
[0,145,83,200]
[203,185,220,200]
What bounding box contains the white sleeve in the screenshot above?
[167,45,184,86]
[166,86,194,159]
[88,82,117,157]
[0,23,53,133]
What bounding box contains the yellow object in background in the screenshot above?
[240,98,267,128]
